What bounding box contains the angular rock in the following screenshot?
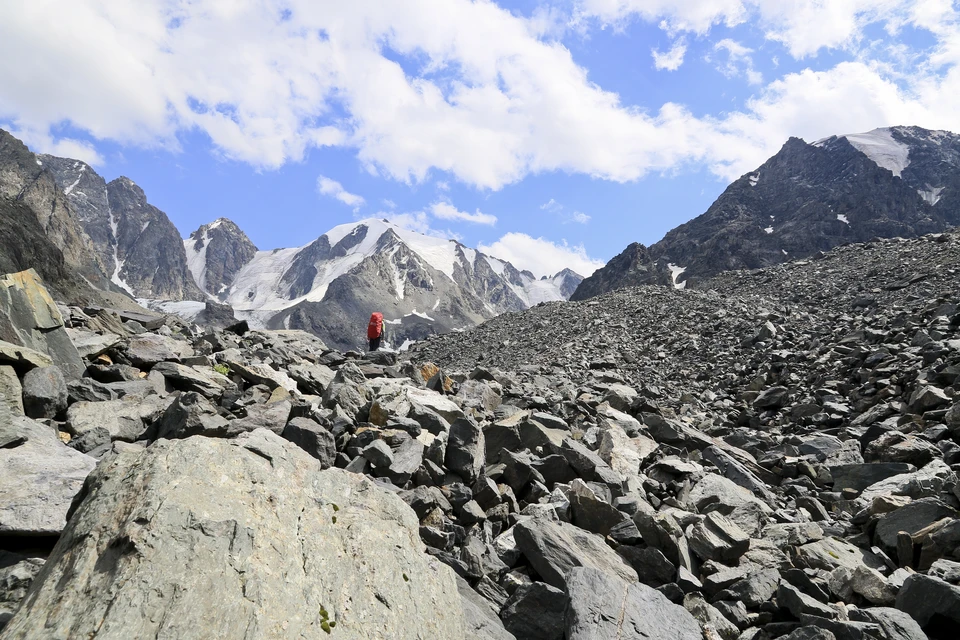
[875,498,958,550]
[0,417,96,535]
[564,567,702,640]
[500,581,567,640]
[154,391,230,440]
[446,417,485,485]
[688,512,751,563]
[281,417,335,468]
[20,366,67,419]
[512,518,637,590]
[0,430,467,639]
[895,573,960,631]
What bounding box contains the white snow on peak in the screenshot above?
[763,226,774,234]
[35,159,42,166]
[483,255,506,276]
[407,309,435,321]
[841,128,911,177]
[324,218,460,280]
[919,185,945,206]
[667,263,687,290]
[782,249,788,255]
[748,173,759,187]
[837,214,850,224]
[184,229,211,292]
[63,165,86,196]
[208,218,227,230]
[460,246,477,268]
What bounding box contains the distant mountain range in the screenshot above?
[572,126,960,299]
[3,124,959,349]
[0,128,582,350]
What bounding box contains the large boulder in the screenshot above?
[0,269,83,379]
[20,366,67,419]
[564,567,702,639]
[0,416,96,535]
[512,518,637,590]
[2,430,466,639]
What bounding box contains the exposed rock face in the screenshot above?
[0,132,114,303]
[184,217,257,299]
[38,152,203,301]
[574,126,960,298]
[569,242,666,301]
[2,430,466,639]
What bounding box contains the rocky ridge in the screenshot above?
[573,126,960,300]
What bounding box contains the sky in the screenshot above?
[3,1,960,278]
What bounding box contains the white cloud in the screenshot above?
[436,180,450,191]
[1,0,959,192]
[540,198,563,212]
[652,39,688,71]
[9,126,105,166]
[385,210,462,240]
[382,198,397,210]
[478,233,604,278]
[712,39,762,84]
[316,175,365,210]
[429,201,497,225]
[571,211,591,224]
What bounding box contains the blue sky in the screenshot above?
[3,1,959,277]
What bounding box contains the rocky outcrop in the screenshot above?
[569,242,665,301]
[2,430,466,639]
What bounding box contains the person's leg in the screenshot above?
[370,337,381,351]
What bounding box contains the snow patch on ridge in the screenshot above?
[837,214,850,224]
[667,263,687,290]
[842,128,911,177]
[184,230,210,292]
[919,185,944,205]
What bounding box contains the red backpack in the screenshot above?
[367,312,383,339]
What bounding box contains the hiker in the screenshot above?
[367,312,385,351]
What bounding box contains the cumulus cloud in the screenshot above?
[478,233,604,278]
[1,0,959,191]
[317,175,365,210]
[652,39,688,71]
[429,201,497,225]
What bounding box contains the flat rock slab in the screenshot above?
[2,429,466,639]
[0,417,96,535]
[564,567,702,640]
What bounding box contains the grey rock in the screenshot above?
[0,551,44,627]
[875,497,958,549]
[500,581,566,640]
[0,417,96,535]
[928,558,960,583]
[688,512,751,563]
[455,575,515,640]
[564,567,702,640]
[0,366,23,415]
[67,396,166,442]
[718,568,781,608]
[754,386,789,409]
[683,592,740,640]
[117,333,189,368]
[0,430,467,639]
[895,573,960,629]
[154,391,230,439]
[568,479,628,536]
[20,366,67,419]
[847,607,927,640]
[281,417,335,468]
[512,518,637,590]
[446,417,485,485]
[830,463,916,493]
[616,546,676,588]
[778,581,841,620]
[362,439,395,468]
[795,537,888,573]
[150,361,225,398]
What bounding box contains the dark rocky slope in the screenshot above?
[574,126,960,299]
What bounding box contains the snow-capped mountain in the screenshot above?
[573,125,960,299]
[182,218,583,351]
